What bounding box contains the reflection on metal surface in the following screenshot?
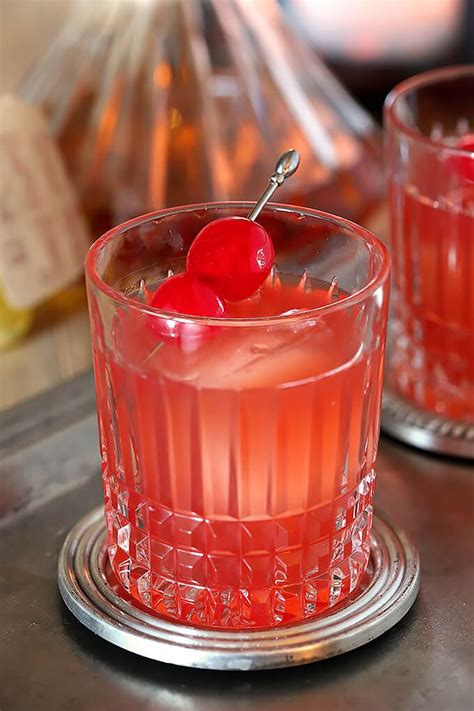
[58,507,420,671]
[381,388,474,459]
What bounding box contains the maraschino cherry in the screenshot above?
[150,273,224,317]
[149,273,225,347]
[149,149,300,326]
[186,150,300,301]
[187,150,300,302]
[187,217,274,301]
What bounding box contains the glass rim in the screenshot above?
[384,65,474,156]
[85,201,390,327]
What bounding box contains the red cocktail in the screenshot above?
[86,204,389,628]
[385,67,474,422]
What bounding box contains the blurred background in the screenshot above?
[1,0,473,410]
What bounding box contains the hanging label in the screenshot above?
[0,94,90,309]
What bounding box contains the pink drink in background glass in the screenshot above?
[385,67,474,421]
[86,204,389,629]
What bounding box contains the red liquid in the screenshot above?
[389,183,474,421]
[92,279,383,628]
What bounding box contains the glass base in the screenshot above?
[103,471,375,629]
[381,387,474,459]
[58,505,420,671]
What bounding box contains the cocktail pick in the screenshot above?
[247,149,301,221]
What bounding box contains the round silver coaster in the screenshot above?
[58,508,419,671]
[59,507,420,671]
[381,388,474,459]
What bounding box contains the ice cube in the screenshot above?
[194,322,335,389]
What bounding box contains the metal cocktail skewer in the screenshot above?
[247,149,300,221]
[249,150,338,302]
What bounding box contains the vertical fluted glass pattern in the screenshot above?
[86,204,389,628]
[385,67,474,422]
[21,0,383,237]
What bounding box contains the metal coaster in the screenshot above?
[58,507,419,671]
[381,387,474,459]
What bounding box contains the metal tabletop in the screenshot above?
[1,371,473,711]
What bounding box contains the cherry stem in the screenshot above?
[247,149,300,221]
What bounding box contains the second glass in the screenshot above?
[385,66,474,422]
[86,204,389,629]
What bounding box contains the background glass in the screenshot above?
[385,66,474,422]
[86,203,389,629]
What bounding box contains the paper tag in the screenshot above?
[0,95,90,309]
